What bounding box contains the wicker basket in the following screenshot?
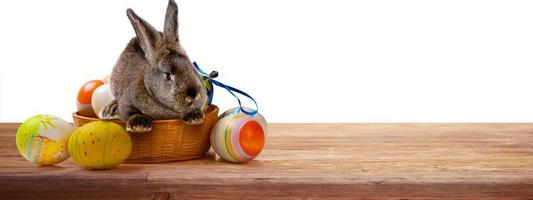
[72,105,219,163]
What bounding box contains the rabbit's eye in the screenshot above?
[164,73,172,81]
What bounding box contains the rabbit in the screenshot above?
[100,0,208,134]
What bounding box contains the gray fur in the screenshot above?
[102,0,207,133]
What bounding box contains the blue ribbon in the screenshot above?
[193,62,259,116]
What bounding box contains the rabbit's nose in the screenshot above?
[184,87,198,105]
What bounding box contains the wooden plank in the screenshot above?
[1,123,533,199]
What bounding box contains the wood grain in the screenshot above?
[1,123,533,199]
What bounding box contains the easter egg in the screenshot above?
[91,84,115,119]
[211,113,265,163]
[68,121,132,169]
[219,107,268,134]
[201,75,214,105]
[16,115,74,165]
[77,80,104,117]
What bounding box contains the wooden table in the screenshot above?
[1,123,532,199]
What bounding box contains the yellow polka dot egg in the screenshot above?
[68,121,132,170]
[16,115,74,165]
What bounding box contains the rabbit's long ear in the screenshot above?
[127,8,161,66]
[163,0,178,44]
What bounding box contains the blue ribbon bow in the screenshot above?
[193,62,259,116]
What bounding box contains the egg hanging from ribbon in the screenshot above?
[210,112,266,163]
[200,74,214,105]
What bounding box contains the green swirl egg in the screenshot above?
[16,115,74,165]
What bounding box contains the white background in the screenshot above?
[1,0,533,123]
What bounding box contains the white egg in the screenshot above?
[91,84,116,119]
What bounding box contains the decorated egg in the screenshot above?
[68,121,132,170]
[77,80,104,117]
[211,113,265,163]
[91,84,115,119]
[201,75,214,105]
[16,115,74,165]
[219,107,268,134]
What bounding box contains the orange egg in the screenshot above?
[76,80,104,117]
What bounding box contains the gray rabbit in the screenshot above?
[101,0,208,133]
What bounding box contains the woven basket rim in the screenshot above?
[72,105,219,124]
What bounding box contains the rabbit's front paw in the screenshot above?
[101,100,119,119]
[126,114,152,133]
[183,110,204,125]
